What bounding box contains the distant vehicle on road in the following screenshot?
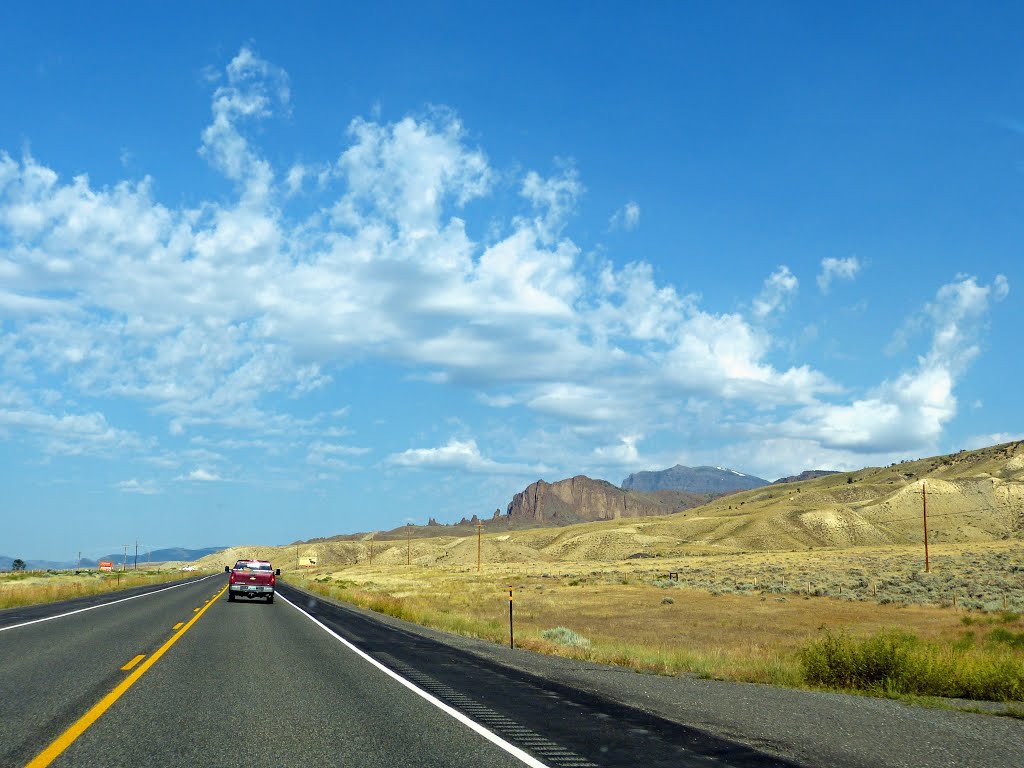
[225,559,280,603]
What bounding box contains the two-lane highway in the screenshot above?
[4,576,1019,768]
[1,576,540,767]
[0,574,797,767]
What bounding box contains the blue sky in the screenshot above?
[2,3,1021,560]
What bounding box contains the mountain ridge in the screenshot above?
[622,464,769,493]
[193,441,1024,568]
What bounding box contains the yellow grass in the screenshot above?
[291,540,1024,699]
[0,569,192,610]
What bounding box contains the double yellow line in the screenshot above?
[26,584,228,768]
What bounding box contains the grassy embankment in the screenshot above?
[289,540,1024,704]
[0,569,189,610]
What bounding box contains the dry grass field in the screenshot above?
[0,568,195,610]
[185,443,1024,703]
[277,539,1024,704]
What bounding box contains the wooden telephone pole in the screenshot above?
[407,524,412,566]
[922,481,930,573]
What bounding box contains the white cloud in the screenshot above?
[781,273,1009,455]
[609,201,640,231]
[335,112,491,235]
[185,468,222,482]
[0,46,1011,487]
[284,163,306,197]
[307,441,371,470]
[117,479,160,495]
[962,432,1024,450]
[200,46,289,203]
[385,438,545,475]
[593,434,642,465]
[817,256,861,293]
[711,437,881,481]
[752,265,798,319]
[520,165,583,243]
[0,406,141,456]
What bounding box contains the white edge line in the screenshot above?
[0,574,215,633]
[279,592,552,768]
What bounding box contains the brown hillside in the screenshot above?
[194,442,1024,571]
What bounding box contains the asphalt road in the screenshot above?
[1,576,1020,767]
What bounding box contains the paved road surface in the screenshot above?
[1,576,1020,767]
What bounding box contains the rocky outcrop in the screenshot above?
[507,476,671,524]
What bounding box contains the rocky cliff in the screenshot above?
[506,475,705,524]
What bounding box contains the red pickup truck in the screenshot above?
[225,559,280,603]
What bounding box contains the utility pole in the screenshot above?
[134,541,138,570]
[477,518,483,572]
[368,534,374,566]
[407,524,411,566]
[921,482,930,573]
[122,544,127,573]
[77,551,81,571]
[296,544,299,569]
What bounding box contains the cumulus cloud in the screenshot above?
[781,273,1009,454]
[609,201,640,231]
[592,434,642,465]
[200,46,289,202]
[817,256,861,293]
[520,164,583,243]
[185,468,222,482]
[0,46,1010,485]
[385,438,546,475]
[117,479,160,495]
[752,266,798,319]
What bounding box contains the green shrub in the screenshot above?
[541,626,592,648]
[988,628,1024,650]
[800,628,1024,701]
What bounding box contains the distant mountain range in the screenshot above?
[1,546,227,571]
[621,465,769,494]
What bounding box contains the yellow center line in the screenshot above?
[172,622,184,630]
[26,583,228,768]
[119,655,145,671]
